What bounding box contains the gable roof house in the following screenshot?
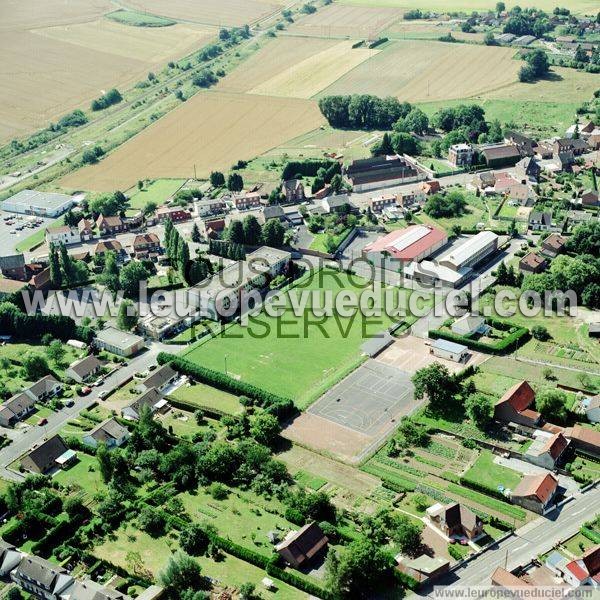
[26,375,62,402]
[528,210,552,231]
[562,545,600,588]
[59,579,134,600]
[515,156,542,183]
[481,144,521,168]
[94,240,123,257]
[541,233,567,258]
[397,555,450,584]
[505,130,538,156]
[83,418,130,450]
[121,388,166,421]
[96,215,125,236]
[494,380,541,427]
[511,473,558,514]
[132,233,161,259]
[65,356,102,383]
[0,540,22,577]
[21,435,74,474]
[0,392,36,427]
[275,522,328,569]
[491,567,533,589]
[282,179,305,203]
[585,395,600,424]
[428,502,484,540]
[451,314,490,337]
[11,555,74,599]
[136,364,178,394]
[581,189,599,207]
[524,432,570,470]
[262,204,286,223]
[0,253,28,280]
[78,219,94,241]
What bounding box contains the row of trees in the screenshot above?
[223,214,286,248]
[49,243,89,288]
[164,219,190,282]
[91,88,122,111]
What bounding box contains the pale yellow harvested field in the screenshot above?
[287,3,403,38]
[386,20,486,42]
[248,41,378,99]
[320,40,520,102]
[33,19,216,63]
[59,91,325,191]
[123,0,279,26]
[217,37,339,94]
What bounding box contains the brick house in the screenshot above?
[519,252,547,274]
[96,215,125,236]
[132,233,161,259]
[282,179,305,203]
[511,473,558,514]
[234,192,262,210]
[275,522,328,569]
[78,218,94,241]
[428,502,484,540]
[541,233,567,257]
[494,380,541,427]
[156,206,191,223]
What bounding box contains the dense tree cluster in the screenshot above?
[519,49,550,82]
[423,190,467,218]
[91,88,123,111]
[222,214,285,248]
[90,190,128,216]
[503,7,553,38]
[164,218,190,282]
[48,243,89,288]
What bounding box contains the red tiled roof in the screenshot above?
[566,560,589,582]
[542,432,569,460]
[564,424,600,449]
[491,567,532,588]
[497,380,535,412]
[512,473,558,504]
[363,225,447,261]
[582,545,600,576]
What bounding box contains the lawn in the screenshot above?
[53,453,105,497]
[160,408,217,439]
[169,382,242,415]
[294,470,327,491]
[463,450,522,492]
[181,268,428,407]
[15,218,61,252]
[126,178,186,214]
[309,227,353,253]
[416,192,489,232]
[563,532,597,556]
[24,405,54,426]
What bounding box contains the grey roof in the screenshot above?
[1,392,35,416]
[546,551,569,570]
[123,388,162,418]
[15,554,67,588]
[139,364,176,390]
[432,338,468,353]
[95,327,144,351]
[0,253,25,271]
[68,355,102,378]
[263,205,285,220]
[27,375,61,398]
[24,435,69,471]
[61,579,132,600]
[87,418,129,444]
[2,189,73,211]
[324,194,351,208]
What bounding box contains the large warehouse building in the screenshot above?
[345,154,426,192]
[1,190,75,217]
[438,231,499,271]
[362,225,448,270]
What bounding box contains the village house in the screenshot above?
[121,388,168,421]
[136,364,178,394]
[28,266,51,292]
[96,215,125,236]
[524,432,570,469]
[93,239,124,259]
[510,472,558,514]
[506,183,533,206]
[194,198,227,217]
[83,418,130,450]
[515,156,542,183]
[321,194,353,214]
[430,339,469,363]
[0,253,27,281]
[200,217,226,239]
[59,579,135,599]
[519,252,547,274]
[562,545,600,588]
[132,233,161,260]
[581,189,599,207]
[234,192,261,211]
[26,375,62,402]
[312,184,331,200]
[77,218,94,241]
[528,211,552,231]
[20,435,75,474]
[451,314,490,337]
[481,144,521,168]
[448,143,474,167]
[398,189,426,209]
[427,502,484,540]
[65,355,102,383]
[282,179,305,203]
[421,180,441,196]
[505,130,538,156]
[494,380,541,427]
[396,555,450,585]
[0,393,36,427]
[155,206,191,223]
[369,194,397,213]
[541,233,567,258]
[262,204,286,224]
[275,522,328,569]
[11,555,74,599]
[45,225,80,247]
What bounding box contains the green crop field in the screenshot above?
[181,269,428,406]
[106,9,176,27]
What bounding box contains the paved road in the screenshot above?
[0,342,177,480]
[422,484,600,591]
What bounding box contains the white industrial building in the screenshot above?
[438,231,499,271]
[1,190,76,217]
[430,338,469,363]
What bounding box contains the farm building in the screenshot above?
[362,225,447,271]
[523,432,570,470]
[345,154,425,192]
[563,424,600,458]
[94,327,145,357]
[429,339,469,363]
[404,260,471,289]
[481,144,521,168]
[1,190,75,217]
[494,380,541,427]
[275,522,328,569]
[585,395,600,423]
[510,473,558,514]
[437,232,499,272]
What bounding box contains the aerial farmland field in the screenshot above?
[319,39,521,102]
[59,91,325,191]
[0,0,216,143]
[286,3,403,38]
[122,0,281,27]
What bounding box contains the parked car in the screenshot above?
[79,386,92,396]
[38,418,48,426]
[63,399,74,407]
[98,390,109,399]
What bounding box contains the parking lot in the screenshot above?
[0,210,54,254]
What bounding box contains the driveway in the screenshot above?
[494,456,579,493]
